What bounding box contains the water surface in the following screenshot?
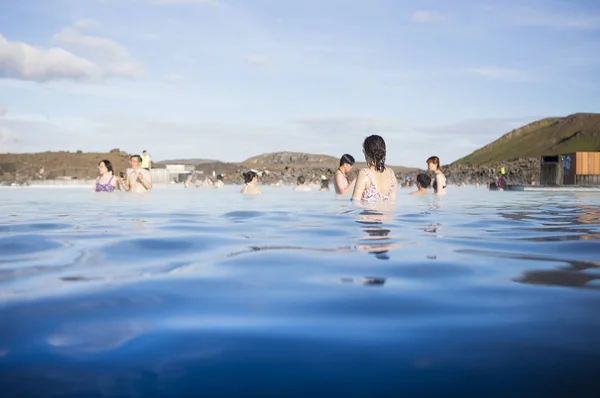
[1,185,600,397]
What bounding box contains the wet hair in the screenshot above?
[489,182,498,191]
[243,171,257,184]
[297,176,305,185]
[340,154,355,167]
[130,154,142,162]
[217,174,224,181]
[426,156,441,171]
[363,135,386,172]
[321,179,329,189]
[143,150,147,153]
[416,173,431,188]
[99,159,114,174]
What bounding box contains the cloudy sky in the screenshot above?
[0,0,599,166]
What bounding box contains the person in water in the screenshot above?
[411,173,431,196]
[240,171,260,195]
[94,159,119,192]
[335,154,355,195]
[214,174,225,189]
[294,176,311,191]
[320,179,330,192]
[120,154,153,193]
[426,156,447,196]
[497,176,507,190]
[351,135,397,203]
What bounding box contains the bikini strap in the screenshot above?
[363,168,375,184]
[388,170,396,194]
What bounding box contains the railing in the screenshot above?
[576,175,600,186]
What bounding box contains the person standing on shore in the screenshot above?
[120,155,153,193]
[141,150,152,170]
[335,154,355,195]
[426,156,447,196]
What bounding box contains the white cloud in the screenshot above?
[52,28,144,78]
[0,34,102,82]
[467,67,524,80]
[246,53,269,65]
[165,73,184,85]
[512,8,600,30]
[154,0,218,5]
[73,19,102,30]
[411,10,447,23]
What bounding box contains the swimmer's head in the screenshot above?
[426,156,441,172]
[129,154,142,168]
[243,171,257,184]
[363,135,386,172]
[416,173,431,189]
[98,159,114,174]
[489,182,498,191]
[297,176,305,185]
[321,179,329,189]
[339,154,355,171]
[217,174,224,181]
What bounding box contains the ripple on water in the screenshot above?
[102,238,198,261]
[0,222,71,234]
[222,211,265,221]
[0,234,63,257]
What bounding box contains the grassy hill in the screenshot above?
[454,113,600,164]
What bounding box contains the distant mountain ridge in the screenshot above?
[454,113,600,164]
[155,158,219,166]
[243,152,339,166]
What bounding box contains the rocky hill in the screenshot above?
[154,158,218,166]
[243,152,339,167]
[0,149,130,182]
[455,113,600,165]
[0,149,418,185]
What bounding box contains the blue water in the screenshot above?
[1,186,600,397]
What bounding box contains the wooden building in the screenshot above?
[540,152,600,186]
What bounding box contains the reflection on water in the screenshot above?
[1,186,600,397]
[355,209,403,260]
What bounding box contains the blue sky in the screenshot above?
[0,0,599,166]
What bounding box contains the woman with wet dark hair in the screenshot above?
[94,159,119,192]
[335,153,355,195]
[240,171,260,195]
[351,135,397,203]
